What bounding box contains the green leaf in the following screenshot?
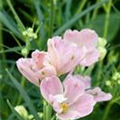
[85,13,120,41]
[6,69,41,120]
[7,100,24,120]
[34,0,46,41]
[53,0,111,36]
[6,0,25,32]
[0,11,22,38]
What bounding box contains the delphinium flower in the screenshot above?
[16,33,87,85]
[63,29,100,66]
[47,36,86,75]
[40,75,96,120]
[16,28,112,120]
[16,50,57,86]
[40,74,112,120]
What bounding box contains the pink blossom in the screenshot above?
[64,29,100,66]
[74,75,112,102]
[16,50,56,86]
[40,75,96,120]
[47,36,86,75]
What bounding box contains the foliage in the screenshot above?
[0,0,120,120]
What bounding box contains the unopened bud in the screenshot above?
[98,37,107,47]
[0,74,2,79]
[117,80,120,85]
[98,47,107,60]
[22,27,37,40]
[21,48,29,57]
[112,72,120,81]
[106,80,111,86]
[14,105,28,118]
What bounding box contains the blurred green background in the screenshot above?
[0,0,120,120]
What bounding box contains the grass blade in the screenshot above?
[7,100,24,120]
[6,0,25,31]
[0,11,22,38]
[34,1,45,41]
[6,69,41,120]
[53,0,110,36]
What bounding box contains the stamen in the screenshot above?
[60,103,69,113]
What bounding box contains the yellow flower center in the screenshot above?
[60,103,69,113]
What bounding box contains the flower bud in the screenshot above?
[98,47,107,60]
[21,48,29,57]
[106,80,111,86]
[0,74,3,79]
[14,105,28,118]
[22,27,37,40]
[117,80,120,85]
[112,72,120,81]
[98,37,107,47]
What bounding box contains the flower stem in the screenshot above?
[43,100,47,120]
[103,0,112,38]
[102,100,113,120]
[46,104,52,120]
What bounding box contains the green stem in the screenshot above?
[49,0,55,37]
[43,100,53,120]
[76,0,87,14]
[46,104,52,120]
[91,0,99,20]
[6,0,25,31]
[103,0,112,38]
[102,101,113,120]
[76,0,87,27]
[0,0,7,69]
[17,77,26,105]
[43,100,47,120]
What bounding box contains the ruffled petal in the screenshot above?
[37,66,57,80]
[74,75,91,89]
[63,75,85,105]
[80,49,100,66]
[64,29,98,51]
[71,94,96,118]
[57,110,80,120]
[31,50,46,69]
[48,36,86,75]
[16,58,40,86]
[40,76,63,103]
[86,87,112,102]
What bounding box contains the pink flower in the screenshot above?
[74,75,112,102]
[47,36,86,75]
[16,50,56,86]
[40,75,96,120]
[64,29,100,66]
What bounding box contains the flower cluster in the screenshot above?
[16,29,112,120]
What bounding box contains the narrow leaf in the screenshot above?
[6,69,41,120]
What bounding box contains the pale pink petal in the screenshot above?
[58,46,86,75]
[74,75,91,89]
[64,29,98,51]
[31,50,47,69]
[57,110,80,120]
[71,94,96,118]
[87,87,112,102]
[40,76,63,103]
[47,37,62,71]
[52,101,62,113]
[80,49,100,66]
[47,37,85,75]
[63,75,85,105]
[16,58,40,86]
[37,66,57,80]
